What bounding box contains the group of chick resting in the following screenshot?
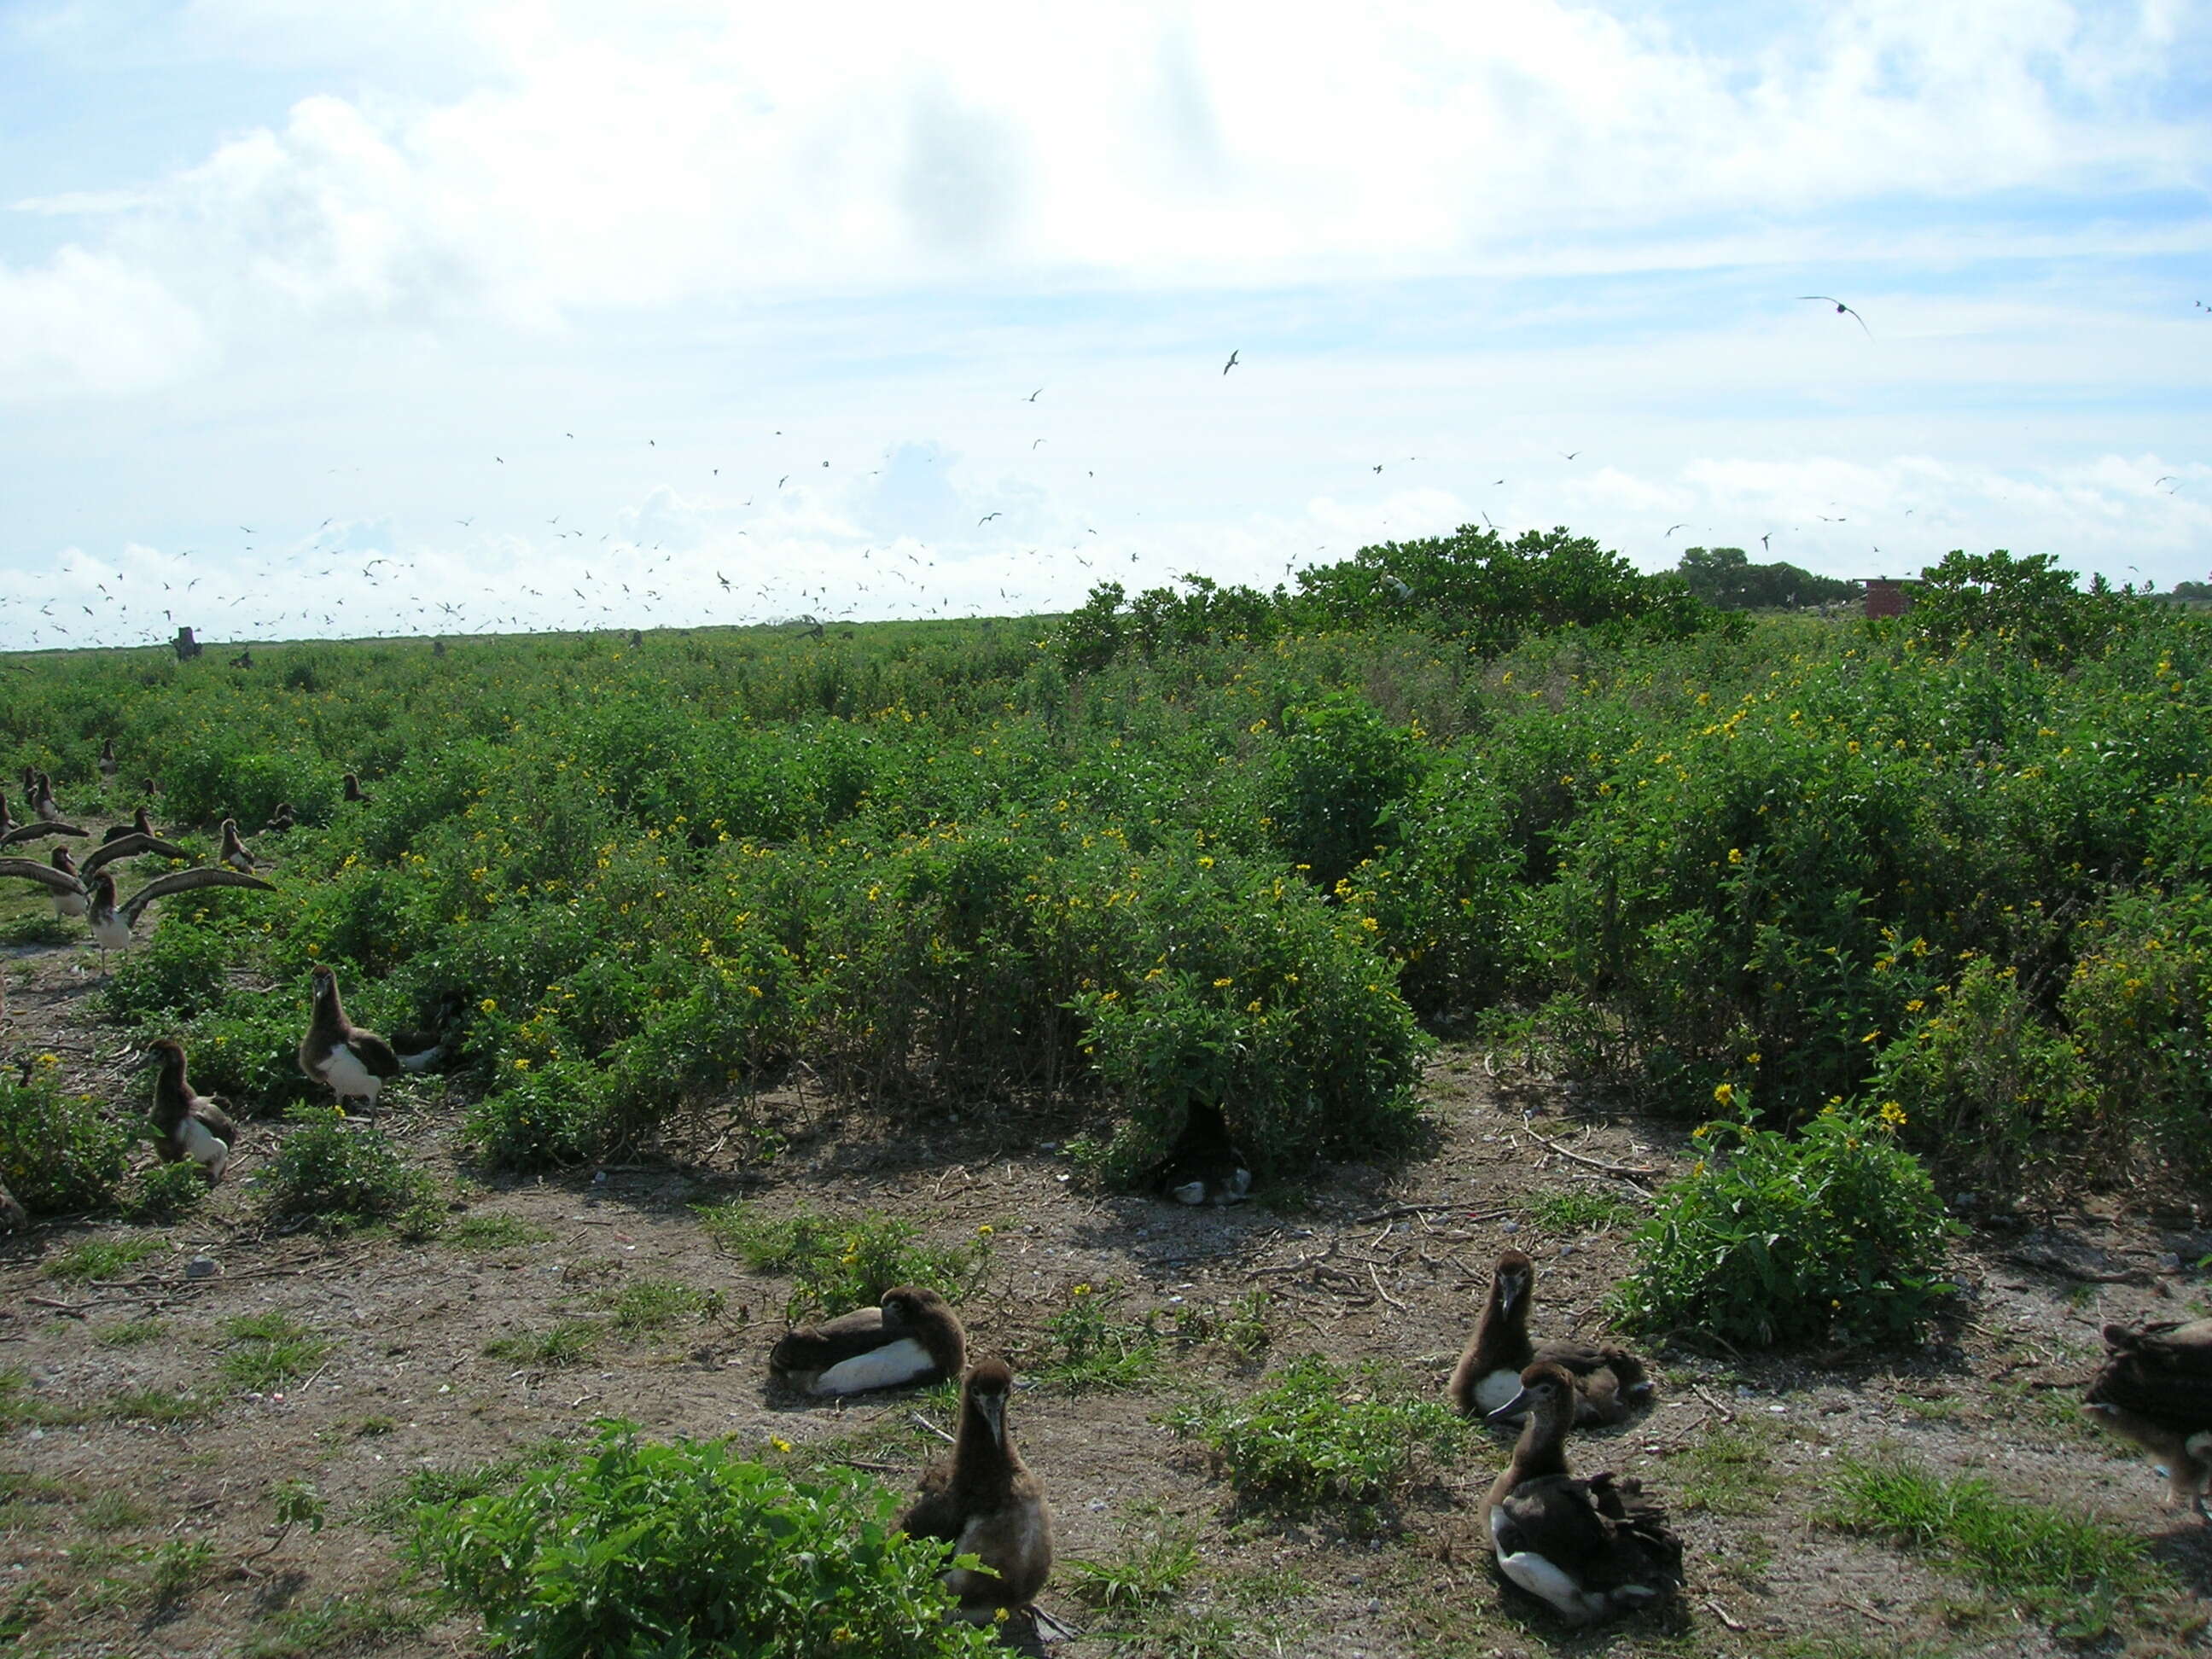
[764,1243,2212,1631]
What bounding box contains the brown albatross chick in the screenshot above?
[142,1038,238,1181]
[2086,1319,2212,1522]
[341,772,372,804]
[218,818,256,874]
[900,1358,1054,1621]
[769,1284,966,1396]
[1481,1361,1682,1625]
[299,963,402,1116]
[1450,1249,1652,1425]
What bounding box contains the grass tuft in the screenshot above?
[1823,1456,2197,1644]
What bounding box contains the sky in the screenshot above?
[1,0,2208,651]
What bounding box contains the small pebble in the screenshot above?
[185,1254,218,1279]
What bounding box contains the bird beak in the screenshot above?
[1498,1274,1524,1316]
[979,1393,1004,1447]
[1485,1386,1535,1425]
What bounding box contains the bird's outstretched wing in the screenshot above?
[82,834,191,876]
[0,857,84,894]
[0,822,86,847]
[118,869,276,928]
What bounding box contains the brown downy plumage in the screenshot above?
[0,1179,26,1231]
[143,1038,238,1182]
[1481,1361,1682,1626]
[900,1359,1054,1619]
[265,802,297,835]
[219,818,256,874]
[341,772,372,804]
[299,963,403,1115]
[769,1285,966,1396]
[1450,1250,1652,1426]
[98,738,119,789]
[29,772,62,822]
[2086,1319,2212,1523]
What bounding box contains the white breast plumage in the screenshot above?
[812,1336,934,1395]
[179,1115,230,1179]
[320,1043,376,1097]
[1473,1367,1524,1415]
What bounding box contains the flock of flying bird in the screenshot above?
[0,729,2203,1629]
[10,300,1943,657]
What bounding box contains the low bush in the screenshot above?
[410,1424,997,1656]
[129,1160,210,1223]
[1029,1284,1159,1394]
[2061,882,2212,1179]
[1866,956,2094,1192]
[1072,854,1429,1186]
[0,1057,130,1217]
[695,1203,991,1321]
[1612,1092,1957,1348]
[256,1109,434,1232]
[464,1057,618,1171]
[1167,1355,1468,1516]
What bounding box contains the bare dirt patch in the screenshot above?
[3,946,2209,1658]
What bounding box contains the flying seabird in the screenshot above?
[1800,296,1871,337]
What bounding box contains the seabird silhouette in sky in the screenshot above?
[1222,350,1239,375]
[1802,296,1871,336]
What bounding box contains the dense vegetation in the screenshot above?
[3,533,2204,1211]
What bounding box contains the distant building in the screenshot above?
[1862,578,1916,619]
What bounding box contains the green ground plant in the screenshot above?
[1167,1355,1470,1517]
[1029,1283,1160,1394]
[255,1108,434,1231]
[0,1057,130,1217]
[1613,1091,1958,1348]
[1822,1456,2197,1644]
[43,1236,166,1282]
[218,1313,334,1392]
[410,1423,998,1656]
[693,1202,991,1319]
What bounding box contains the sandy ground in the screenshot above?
[2,919,2209,1659]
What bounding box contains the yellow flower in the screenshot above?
[1712,1082,1735,1107]
[1726,847,1743,864]
[1877,1100,1907,1129]
[513,1057,532,1071]
[1743,1051,1761,1065]
[1213,977,1233,988]
[976,1224,993,1236]
[1071,1284,1091,1297]
[770,1436,792,1452]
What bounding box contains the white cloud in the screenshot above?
[11,0,2203,350]
[0,246,208,397]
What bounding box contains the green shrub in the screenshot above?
[256,1109,432,1231]
[166,998,322,1117]
[1866,955,2094,1190]
[694,1203,990,1321]
[128,1160,210,1223]
[1073,856,1429,1185]
[0,1058,130,1216]
[464,1057,618,1171]
[410,1424,997,1657]
[102,914,251,1024]
[1613,1093,1957,1348]
[1167,1355,1468,1515]
[1264,690,1425,888]
[2061,882,2212,1178]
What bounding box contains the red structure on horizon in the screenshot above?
[1862,578,1916,619]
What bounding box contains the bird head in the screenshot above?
[964,1359,1014,1445]
[1485,1360,1575,1428]
[1491,1249,1534,1318]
